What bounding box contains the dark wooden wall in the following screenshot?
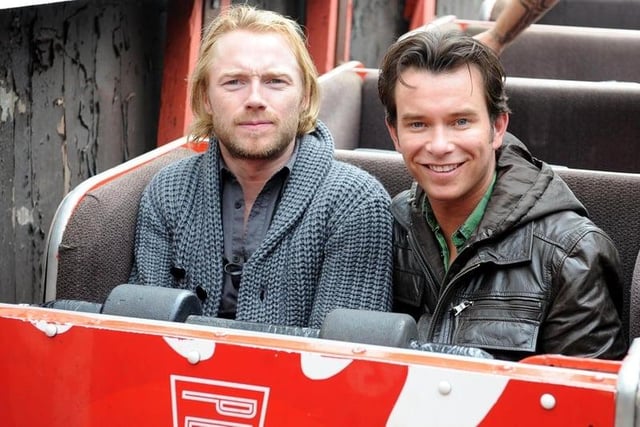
[350,0,407,68]
[0,0,406,305]
[0,0,166,304]
[203,0,407,68]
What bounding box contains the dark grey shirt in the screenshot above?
[217,145,297,319]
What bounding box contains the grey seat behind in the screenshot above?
[47,140,640,343]
[359,73,395,150]
[506,77,640,173]
[318,66,363,150]
[318,65,394,151]
[54,147,197,303]
[537,0,640,30]
[631,251,640,339]
[327,68,640,174]
[461,21,640,83]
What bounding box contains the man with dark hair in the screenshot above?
[378,30,626,360]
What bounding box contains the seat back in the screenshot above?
[318,61,364,150]
[506,77,640,172]
[43,138,201,303]
[359,71,395,150]
[323,67,640,173]
[44,134,640,341]
[630,250,640,339]
[536,0,640,31]
[335,149,640,342]
[459,20,640,83]
[335,149,411,197]
[555,168,640,341]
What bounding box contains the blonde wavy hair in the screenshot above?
[188,5,320,142]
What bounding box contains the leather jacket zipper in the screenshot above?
[452,300,473,316]
[406,228,440,311]
[426,262,481,341]
[460,296,542,312]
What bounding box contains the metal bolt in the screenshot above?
[187,351,201,365]
[540,393,556,410]
[438,381,452,395]
[44,324,57,338]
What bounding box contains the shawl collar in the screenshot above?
[190,121,335,313]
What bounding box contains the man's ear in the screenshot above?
[491,112,509,149]
[204,99,212,115]
[304,85,312,109]
[385,118,402,153]
[299,93,310,113]
[203,89,213,115]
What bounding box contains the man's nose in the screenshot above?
[245,80,266,109]
[427,126,452,154]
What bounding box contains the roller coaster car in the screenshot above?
[4,62,640,425]
[2,283,639,426]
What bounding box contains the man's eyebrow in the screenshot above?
[217,70,244,80]
[450,108,479,117]
[219,68,294,77]
[398,111,427,120]
[398,109,479,121]
[398,113,425,122]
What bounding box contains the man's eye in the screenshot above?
[409,122,425,129]
[224,79,242,87]
[267,78,287,86]
[455,118,469,126]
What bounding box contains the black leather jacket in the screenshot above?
[392,135,627,361]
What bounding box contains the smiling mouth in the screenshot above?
[427,163,463,173]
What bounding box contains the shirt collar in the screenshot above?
[422,172,497,266]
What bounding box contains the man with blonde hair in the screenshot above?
[130,5,392,327]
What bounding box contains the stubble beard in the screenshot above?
[213,111,299,161]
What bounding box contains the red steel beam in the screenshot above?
[306,0,339,74]
[156,0,203,146]
[335,0,353,64]
[405,0,437,30]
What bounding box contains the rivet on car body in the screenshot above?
[438,381,452,395]
[540,393,556,410]
[187,351,201,364]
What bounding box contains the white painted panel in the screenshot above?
[0,0,76,10]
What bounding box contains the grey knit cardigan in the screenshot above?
[129,122,393,328]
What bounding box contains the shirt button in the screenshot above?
[234,200,242,209]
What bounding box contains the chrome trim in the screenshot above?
[615,338,640,427]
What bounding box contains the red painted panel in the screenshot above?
[0,305,621,426]
[306,0,339,74]
[404,0,437,30]
[157,0,203,146]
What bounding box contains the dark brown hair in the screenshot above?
[378,30,510,128]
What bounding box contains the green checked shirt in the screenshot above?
[422,172,496,270]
